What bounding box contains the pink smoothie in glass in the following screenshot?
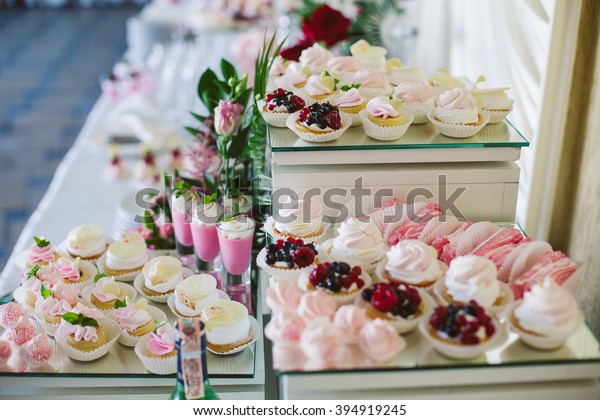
[191,223,220,261]
[172,208,193,247]
[219,234,253,275]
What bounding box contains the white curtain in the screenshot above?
[413,0,452,73]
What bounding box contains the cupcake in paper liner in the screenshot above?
[301,72,339,103]
[335,87,366,127]
[256,239,320,282]
[360,110,413,141]
[61,224,112,264]
[257,89,308,128]
[427,111,489,138]
[298,262,372,305]
[393,81,435,124]
[113,299,168,347]
[286,105,352,143]
[55,317,120,362]
[264,217,329,244]
[32,282,82,336]
[353,70,393,100]
[55,257,97,290]
[134,256,192,303]
[134,324,177,375]
[327,56,361,88]
[428,87,489,138]
[95,231,152,282]
[166,274,229,319]
[480,107,512,124]
[81,275,138,314]
[474,85,514,124]
[264,193,328,244]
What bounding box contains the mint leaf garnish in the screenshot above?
[33,236,50,247]
[62,312,83,325]
[203,193,217,205]
[40,284,52,299]
[94,273,108,283]
[81,317,99,328]
[340,83,361,92]
[26,265,41,280]
[114,299,127,309]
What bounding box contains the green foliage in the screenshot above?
[350,0,404,46]
[94,273,108,283]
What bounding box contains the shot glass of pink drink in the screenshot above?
[191,201,222,281]
[171,190,195,264]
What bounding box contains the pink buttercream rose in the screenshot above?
[146,324,176,356]
[214,100,244,137]
[28,244,54,264]
[57,322,99,343]
[366,96,400,119]
[52,283,79,306]
[437,88,477,110]
[35,296,73,318]
[55,260,81,282]
[36,264,62,286]
[335,88,364,108]
[114,305,152,333]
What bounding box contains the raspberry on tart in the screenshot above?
[295,102,343,134]
[306,262,366,295]
[264,238,318,269]
[360,282,422,321]
[264,88,306,113]
[428,301,495,345]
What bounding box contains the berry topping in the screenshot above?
[308,262,366,294]
[297,102,342,130]
[428,301,495,345]
[361,283,422,319]
[265,89,306,113]
[264,238,317,269]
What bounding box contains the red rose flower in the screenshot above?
[301,5,351,47]
[280,40,314,61]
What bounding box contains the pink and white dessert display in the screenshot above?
[510,278,583,350]
[335,87,365,126]
[376,240,443,289]
[114,298,166,347]
[135,323,177,375]
[393,81,435,124]
[265,279,303,314]
[359,319,406,362]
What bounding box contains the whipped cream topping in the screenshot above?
[297,291,337,321]
[273,194,323,237]
[57,322,99,343]
[202,301,251,346]
[285,62,310,86]
[354,70,390,89]
[335,88,364,108]
[143,256,184,294]
[304,74,334,96]
[331,217,386,266]
[92,276,121,303]
[359,319,406,362]
[36,264,62,285]
[51,283,79,306]
[265,311,306,344]
[327,56,361,74]
[445,255,500,308]
[385,240,441,284]
[28,242,54,264]
[35,296,73,319]
[475,88,514,110]
[67,224,106,258]
[55,258,81,282]
[105,233,148,271]
[394,82,434,103]
[147,324,176,356]
[333,305,369,344]
[114,301,152,333]
[435,88,479,124]
[269,56,287,77]
[515,278,580,338]
[193,201,221,225]
[299,43,333,71]
[265,279,303,314]
[366,96,400,119]
[217,217,254,240]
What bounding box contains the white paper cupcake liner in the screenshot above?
[134,335,177,375]
[298,270,372,305]
[59,259,98,291]
[359,110,414,141]
[80,282,138,314]
[339,110,363,127]
[355,287,435,334]
[207,316,261,356]
[96,249,153,283]
[54,319,120,362]
[166,290,230,319]
[405,107,431,124]
[374,259,447,291]
[427,112,490,138]
[133,267,193,303]
[432,278,514,319]
[116,305,168,347]
[256,248,316,282]
[286,112,352,143]
[263,217,329,245]
[57,238,114,266]
[320,238,383,274]
[257,99,303,128]
[481,107,512,124]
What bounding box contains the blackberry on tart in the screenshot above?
[360,282,423,321]
[263,88,306,114]
[304,262,368,302]
[295,102,343,134]
[427,301,496,345]
[264,238,318,270]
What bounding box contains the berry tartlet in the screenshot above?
[258,88,307,127]
[257,238,319,282]
[358,282,432,333]
[287,102,351,143]
[419,301,506,359]
[299,262,371,304]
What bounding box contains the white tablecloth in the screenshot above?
[0,97,142,296]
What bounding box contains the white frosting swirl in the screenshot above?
[67,224,106,258]
[367,96,400,118]
[274,194,323,237]
[143,257,183,293]
[331,217,386,266]
[385,240,441,284]
[335,88,364,108]
[105,246,148,271]
[217,218,254,239]
[285,62,310,86]
[515,278,580,338]
[304,75,333,96]
[299,43,333,72]
[445,255,500,308]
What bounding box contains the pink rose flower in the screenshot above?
[214,100,244,137]
[159,222,174,238]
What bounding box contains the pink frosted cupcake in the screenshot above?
[55,257,97,288]
[300,319,343,370]
[0,340,12,373]
[135,323,177,375]
[428,88,489,138]
[114,298,166,346]
[335,87,365,126]
[299,43,333,74]
[302,73,338,102]
[359,319,406,362]
[19,333,53,372]
[297,290,338,322]
[265,278,303,314]
[26,236,60,268]
[21,263,62,307]
[353,70,392,100]
[0,302,28,328]
[359,96,413,141]
[393,81,435,124]
[333,305,369,345]
[34,283,79,327]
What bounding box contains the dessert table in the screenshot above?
[0,96,266,399]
